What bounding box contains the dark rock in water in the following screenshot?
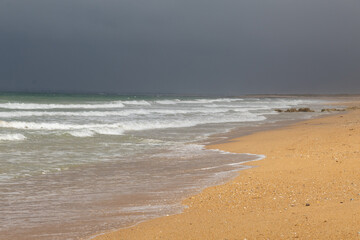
[285,108,298,112]
[275,108,315,113]
[297,108,315,112]
[321,108,345,112]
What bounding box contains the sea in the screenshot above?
[0,93,334,240]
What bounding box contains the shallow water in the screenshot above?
[0,94,333,239]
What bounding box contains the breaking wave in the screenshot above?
[0,101,126,110]
[0,108,250,118]
[0,133,26,141]
[0,112,265,136]
[155,98,244,105]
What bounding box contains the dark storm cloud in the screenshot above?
[1,0,360,94]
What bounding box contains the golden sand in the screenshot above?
[91,104,360,240]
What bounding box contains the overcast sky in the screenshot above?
[1,0,360,95]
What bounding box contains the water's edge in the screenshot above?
[86,107,343,240]
[0,95,342,240]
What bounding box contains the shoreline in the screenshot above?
[1,96,335,240]
[89,99,360,240]
[84,99,336,240]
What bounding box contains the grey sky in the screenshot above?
[1,0,360,95]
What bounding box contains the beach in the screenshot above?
[2,0,360,239]
[92,100,360,240]
[2,95,333,240]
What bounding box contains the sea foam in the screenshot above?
[155,98,244,105]
[0,101,125,109]
[0,112,265,136]
[0,133,26,141]
[0,108,250,118]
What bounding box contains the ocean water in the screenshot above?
[0,94,332,240]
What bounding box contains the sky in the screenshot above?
[0,0,360,95]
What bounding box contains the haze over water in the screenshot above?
[0,94,331,239]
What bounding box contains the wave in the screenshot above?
[68,130,95,137]
[0,101,126,110]
[155,98,244,105]
[0,108,250,118]
[121,100,151,106]
[0,120,123,132]
[114,118,246,132]
[118,114,265,131]
[155,99,181,104]
[0,113,265,136]
[203,98,324,109]
[0,133,26,141]
[198,153,266,171]
[0,98,325,111]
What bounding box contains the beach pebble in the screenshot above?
[305,203,310,206]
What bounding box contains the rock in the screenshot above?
[285,108,298,112]
[305,203,310,206]
[279,108,315,113]
[297,108,315,112]
[321,108,345,112]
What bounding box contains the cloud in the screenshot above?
[1,0,360,94]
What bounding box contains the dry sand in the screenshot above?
[91,103,360,240]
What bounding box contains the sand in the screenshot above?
[91,103,360,240]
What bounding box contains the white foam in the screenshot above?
[0,97,324,139]
[119,204,175,213]
[0,120,123,132]
[155,99,180,104]
[122,100,151,106]
[93,127,124,135]
[0,110,143,118]
[0,108,249,118]
[155,98,243,105]
[0,133,26,141]
[0,98,252,110]
[0,113,265,134]
[68,130,95,137]
[69,127,125,137]
[0,101,125,110]
[208,148,238,155]
[199,153,265,171]
[120,115,265,132]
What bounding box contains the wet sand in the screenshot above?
[90,101,360,239]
